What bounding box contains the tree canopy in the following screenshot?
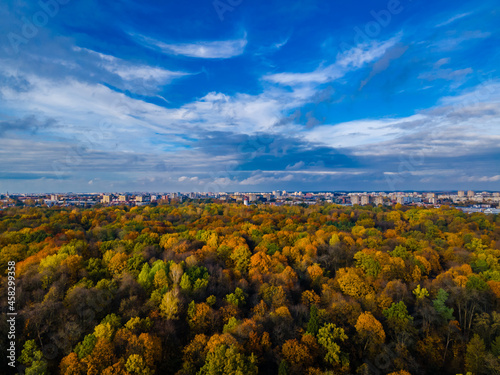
[0,202,499,374]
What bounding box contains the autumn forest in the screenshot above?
[1,202,500,375]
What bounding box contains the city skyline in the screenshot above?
[1,0,499,193]
[3,189,500,214]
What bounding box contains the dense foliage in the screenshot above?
[1,203,500,375]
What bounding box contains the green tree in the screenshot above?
[383,301,414,331]
[225,288,246,308]
[354,251,381,277]
[180,273,193,291]
[492,335,500,357]
[465,334,486,374]
[433,289,454,321]
[19,340,48,375]
[125,354,153,375]
[306,305,320,335]
[466,275,489,291]
[317,323,349,367]
[390,245,410,260]
[197,345,257,375]
[75,334,97,359]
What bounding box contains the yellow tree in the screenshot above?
[170,262,184,285]
[160,289,180,320]
[355,312,386,354]
[125,354,152,375]
[307,263,324,285]
[108,252,129,277]
[336,267,371,299]
[230,245,252,274]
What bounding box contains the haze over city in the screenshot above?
[1,0,499,193]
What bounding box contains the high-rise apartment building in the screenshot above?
[361,195,370,205]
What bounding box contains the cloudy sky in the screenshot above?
[0,0,499,193]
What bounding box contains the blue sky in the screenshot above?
[0,0,499,193]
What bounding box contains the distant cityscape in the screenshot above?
[1,190,500,214]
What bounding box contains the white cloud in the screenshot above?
[0,34,409,154]
[305,115,425,149]
[434,58,450,69]
[479,175,500,182]
[133,34,247,59]
[265,170,366,176]
[240,173,294,185]
[286,161,305,170]
[336,36,401,69]
[436,12,473,27]
[272,38,289,50]
[74,47,190,86]
[178,176,199,182]
[265,69,340,86]
[460,175,500,182]
[264,35,400,86]
[439,81,500,107]
[303,81,500,157]
[2,28,498,192]
[110,65,187,82]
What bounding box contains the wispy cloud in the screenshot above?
[74,47,190,88]
[264,35,401,86]
[460,175,500,182]
[272,38,289,50]
[419,67,473,82]
[133,34,248,59]
[436,12,473,27]
[431,31,492,51]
